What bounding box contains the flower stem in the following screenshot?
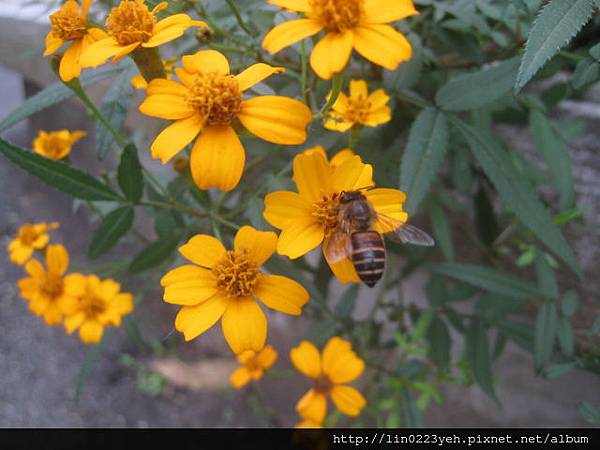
[224,0,254,37]
[131,47,166,83]
[300,40,308,104]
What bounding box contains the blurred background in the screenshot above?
[1,0,600,427]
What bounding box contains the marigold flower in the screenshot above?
[17,245,80,325]
[230,345,278,388]
[63,274,134,344]
[291,337,366,423]
[324,80,391,131]
[302,146,355,168]
[32,129,87,160]
[44,0,106,81]
[131,56,176,89]
[80,0,205,68]
[6,222,58,265]
[139,50,313,191]
[263,150,407,283]
[262,0,418,79]
[161,226,309,354]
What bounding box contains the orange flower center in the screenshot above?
[107,0,155,45]
[314,374,334,394]
[310,0,363,32]
[245,355,262,372]
[80,291,108,318]
[40,135,70,159]
[49,1,87,41]
[41,274,64,300]
[344,95,371,124]
[186,72,243,126]
[211,250,261,298]
[311,193,340,236]
[18,226,40,246]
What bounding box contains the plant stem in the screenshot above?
[300,40,308,104]
[131,47,166,82]
[225,0,254,37]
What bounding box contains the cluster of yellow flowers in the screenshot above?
[33,0,420,426]
[7,222,133,344]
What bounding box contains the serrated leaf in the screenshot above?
[466,318,497,401]
[88,206,134,259]
[515,0,595,92]
[534,301,558,370]
[430,204,454,260]
[0,64,126,132]
[118,144,143,203]
[557,317,575,356]
[427,316,451,369]
[436,57,520,110]
[96,71,134,160]
[400,108,448,214]
[529,109,575,210]
[433,263,547,300]
[129,235,180,273]
[0,137,121,201]
[449,116,581,276]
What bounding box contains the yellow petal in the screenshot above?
[326,255,361,284]
[267,0,310,12]
[330,385,366,416]
[161,265,218,306]
[79,320,104,344]
[63,273,87,297]
[175,294,229,341]
[263,191,312,229]
[290,340,321,378]
[296,389,327,422]
[147,78,190,96]
[10,246,33,265]
[59,40,83,82]
[322,337,365,383]
[182,50,230,75]
[150,114,204,163]
[330,149,355,168]
[230,367,252,389]
[295,418,322,428]
[324,113,354,132]
[234,226,277,266]
[254,274,308,315]
[238,96,312,145]
[190,125,245,192]
[309,30,353,80]
[139,94,196,120]
[332,155,373,192]
[144,15,193,47]
[368,89,390,110]
[364,105,391,127]
[365,188,408,233]
[131,75,148,89]
[81,0,93,18]
[46,244,68,275]
[349,80,368,99]
[111,42,140,63]
[79,37,123,68]
[292,151,333,202]
[64,311,85,334]
[43,304,63,326]
[256,345,278,369]
[276,219,324,259]
[178,235,227,268]
[236,63,284,91]
[363,0,419,24]
[44,32,64,56]
[174,67,195,87]
[302,145,327,159]
[352,24,412,70]
[222,297,267,354]
[24,259,45,279]
[262,19,324,54]
[57,293,78,315]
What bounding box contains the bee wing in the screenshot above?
[391,223,435,247]
[323,230,353,264]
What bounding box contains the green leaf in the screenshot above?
[449,116,581,276]
[466,318,497,401]
[334,284,359,318]
[433,263,547,300]
[118,144,144,203]
[0,137,121,201]
[88,206,134,259]
[529,110,575,210]
[515,0,595,92]
[561,290,579,316]
[306,319,337,347]
[0,64,126,132]
[399,108,448,214]
[578,401,600,426]
[412,310,434,343]
[400,388,424,428]
[510,0,529,13]
[543,361,578,379]
[427,316,451,370]
[96,70,134,160]
[535,254,559,299]
[436,57,520,110]
[499,320,534,353]
[129,235,180,273]
[430,204,454,260]
[534,301,558,370]
[474,183,500,246]
[557,317,575,356]
[476,293,524,323]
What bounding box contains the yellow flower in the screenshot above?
[324,80,391,131]
[230,345,278,388]
[32,129,87,160]
[161,226,309,354]
[302,146,355,168]
[80,0,205,68]
[139,50,313,191]
[63,274,134,344]
[291,337,366,423]
[295,418,323,428]
[6,222,58,265]
[263,150,407,283]
[262,0,418,79]
[17,245,80,326]
[131,56,176,89]
[43,0,107,81]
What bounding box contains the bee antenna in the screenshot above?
[356,184,375,191]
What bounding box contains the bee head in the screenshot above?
[339,190,363,204]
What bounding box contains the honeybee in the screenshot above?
[324,189,435,288]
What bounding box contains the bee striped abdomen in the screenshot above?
[350,231,385,288]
